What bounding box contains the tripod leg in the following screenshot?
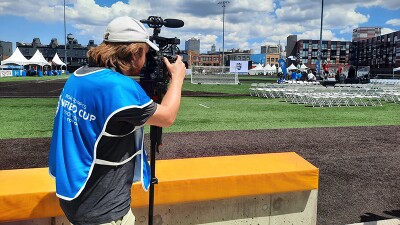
[148,126,162,225]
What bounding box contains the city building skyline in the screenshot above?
[1,1,399,56]
[1,28,399,74]
[185,38,200,54]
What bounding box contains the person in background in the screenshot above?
[49,16,186,225]
[322,60,330,78]
[336,66,342,82]
[348,65,356,79]
[301,70,308,81]
[296,70,302,81]
[291,70,297,80]
[308,69,316,81]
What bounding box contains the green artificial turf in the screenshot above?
[0,98,57,138]
[0,75,70,82]
[1,96,400,139]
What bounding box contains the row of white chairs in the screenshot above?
[284,80,321,85]
[370,79,400,85]
[249,83,400,107]
[285,89,383,107]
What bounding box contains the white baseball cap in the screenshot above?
[103,16,159,51]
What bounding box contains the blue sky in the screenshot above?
[0,0,399,54]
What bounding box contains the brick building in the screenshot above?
[287,29,399,75]
[16,34,97,72]
[351,30,400,74]
[288,37,351,69]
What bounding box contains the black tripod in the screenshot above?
[148,84,165,225]
[139,16,182,224]
[148,125,161,225]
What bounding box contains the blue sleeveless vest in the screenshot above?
[49,68,151,200]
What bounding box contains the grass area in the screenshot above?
[0,75,70,82]
[183,82,250,94]
[169,97,400,132]
[1,74,399,139]
[182,75,277,95]
[1,96,400,139]
[237,75,278,82]
[0,98,57,139]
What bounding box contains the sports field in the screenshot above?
[0,75,400,225]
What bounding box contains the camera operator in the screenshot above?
[49,16,185,225]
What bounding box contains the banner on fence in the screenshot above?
[0,70,12,77]
[229,61,248,73]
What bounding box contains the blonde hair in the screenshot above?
[87,42,148,73]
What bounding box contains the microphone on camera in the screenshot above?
[163,19,184,28]
[140,17,184,28]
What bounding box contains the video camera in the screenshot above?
[138,17,184,225]
[139,16,184,101]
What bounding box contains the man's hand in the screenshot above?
[163,55,186,82]
[146,56,186,128]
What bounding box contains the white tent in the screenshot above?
[287,63,297,71]
[1,47,29,66]
[28,49,50,66]
[300,64,308,71]
[52,53,66,67]
[264,64,275,73]
[271,64,277,72]
[249,64,265,75]
[252,64,264,70]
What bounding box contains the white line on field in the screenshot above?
[199,104,210,108]
[49,88,63,93]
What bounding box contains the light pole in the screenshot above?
[218,1,229,68]
[64,0,67,69]
[318,0,324,79]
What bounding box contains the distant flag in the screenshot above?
[278,58,287,79]
[316,60,321,75]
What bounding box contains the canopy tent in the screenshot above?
[264,64,275,72]
[52,53,66,67]
[248,64,265,75]
[251,64,264,70]
[1,47,29,66]
[28,49,50,66]
[300,64,308,71]
[287,63,297,71]
[271,64,277,71]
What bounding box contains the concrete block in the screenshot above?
[270,190,318,225]
[133,190,317,225]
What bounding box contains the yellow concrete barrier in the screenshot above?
[0,152,318,223]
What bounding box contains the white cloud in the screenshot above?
[361,0,400,10]
[386,19,400,26]
[324,6,369,29]
[1,0,399,54]
[381,27,396,35]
